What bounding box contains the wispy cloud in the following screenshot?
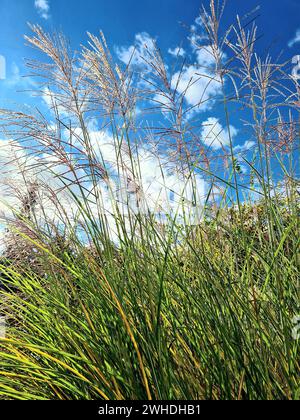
[201,117,238,150]
[288,29,300,48]
[0,55,6,80]
[3,62,36,89]
[115,30,222,115]
[115,32,155,67]
[34,0,51,20]
[171,42,222,114]
[233,140,256,153]
[171,65,221,113]
[168,47,185,58]
[0,131,207,246]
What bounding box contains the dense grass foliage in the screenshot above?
[0,196,299,400]
[0,1,299,400]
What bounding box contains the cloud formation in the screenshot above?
[3,62,36,89]
[34,0,50,20]
[201,117,238,150]
[0,131,207,248]
[171,45,222,113]
[115,32,155,67]
[115,30,223,115]
[168,47,185,58]
[0,139,79,222]
[171,66,220,111]
[288,29,300,48]
[233,140,255,153]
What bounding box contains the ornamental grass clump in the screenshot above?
[0,0,299,400]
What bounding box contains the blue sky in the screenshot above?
[1,0,300,111]
[1,0,300,92]
[0,1,299,206]
[1,1,300,153]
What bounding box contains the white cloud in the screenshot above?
[201,117,238,150]
[86,130,207,218]
[3,62,36,89]
[0,139,82,232]
[0,129,207,250]
[152,92,173,111]
[288,29,300,48]
[170,43,223,113]
[237,164,249,175]
[195,16,203,27]
[168,47,185,58]
[171,65,221,112]
[115,32,155,67]
[233,140,256,153]
[195,45,216,68]
[42,87,68,115]
[115,31,221,114]
[34,0,50,20]
[41,86,87,119]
